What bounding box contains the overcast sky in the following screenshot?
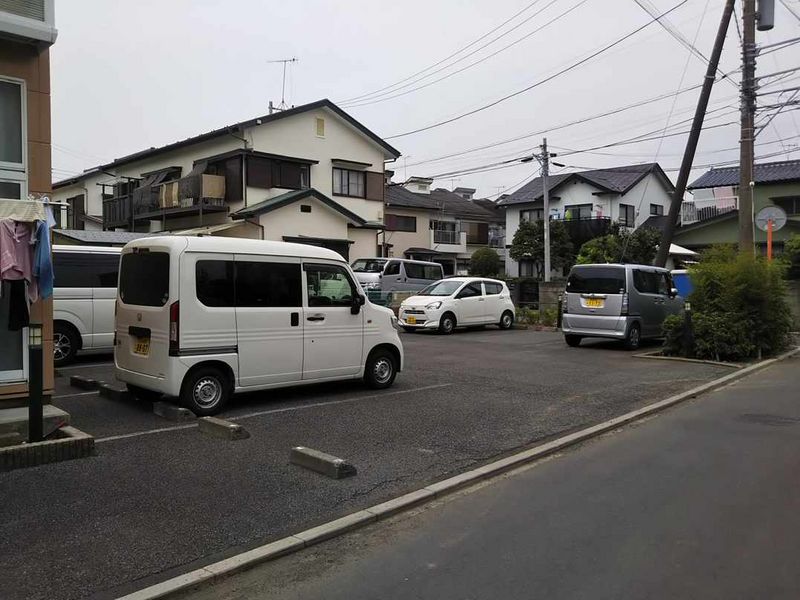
[51,0,800,198]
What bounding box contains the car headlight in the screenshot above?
[425,300,442,310]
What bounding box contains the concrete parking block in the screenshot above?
[198,417,249,440]
[203,536,305,577]
[290,446,357,479]
[293,510,376,545]
[366,488,436,518]
[98,382,132,402]
[153,402,196,422]
[69,375,99,390]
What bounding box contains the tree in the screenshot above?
[577,224,661,265]
[509,219,574,279]
[784,233,800,279]
[469,247,502,277]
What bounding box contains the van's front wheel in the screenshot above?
[364,349,397,389]
[181,367,231,416]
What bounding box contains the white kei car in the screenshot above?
[398,277,515,334]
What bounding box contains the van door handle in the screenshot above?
[307,314,325,322]
[478,298,485,302]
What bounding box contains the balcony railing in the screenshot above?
[681,196,738,225]
[433,229,460,244]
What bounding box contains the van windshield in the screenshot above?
[567,266,626,294]
[351,259,387,273]
[119,251,170,306]
[418,280,462,296]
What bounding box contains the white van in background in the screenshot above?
[351,257,444,293]
[114,237,404,415]
[52,245,121,366]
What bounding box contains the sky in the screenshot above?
[50,0,800,199]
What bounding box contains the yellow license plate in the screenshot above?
[134,338,150,356]
[406,316,417,325]
[585,298,604,308]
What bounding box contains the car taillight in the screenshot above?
[561,294,569,314]
[621,293,629,315]
[169,301,180,356]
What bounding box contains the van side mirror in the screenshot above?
[351,294,366,314]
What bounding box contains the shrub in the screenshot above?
[469,247,502,277]
[784,234,800,279]
[576,223,661,265]
[662,246,792,361]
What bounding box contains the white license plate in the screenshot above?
[133,337,150,356]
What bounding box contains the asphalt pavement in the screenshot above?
[184,354,800,600]
[0,329,732,600]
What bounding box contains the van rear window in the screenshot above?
[567,266,626,294]
[119,252,170,306]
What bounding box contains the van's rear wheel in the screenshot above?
[180,367,231,416]
[565,335,582,347]
[53,323,79,367]
[364,349,397,389]
[624,323,642,351]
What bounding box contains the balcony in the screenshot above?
[681,196,738,225]
[102,174,228,229]
[431,229,467,254]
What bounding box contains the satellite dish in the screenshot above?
[755,205,787,232]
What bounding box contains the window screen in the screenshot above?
[54,253,120,288]
[196,261,234,307]
[119,252,170,306]
[236,262,301,307]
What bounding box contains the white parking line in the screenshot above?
[54,391,99,400]
[95,383,453,444]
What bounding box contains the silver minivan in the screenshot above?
[351,258,444,293]
[561,263,683,349]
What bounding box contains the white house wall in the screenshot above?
[381,207,432,258]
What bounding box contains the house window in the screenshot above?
[619,203,636,227]
[564,204,592,220]
[332,167,365,198]
[773,197,800,216]
[316,117,325,137]
[520,209,543,223]
[650,203,664,216]
[0,77,26,199]
[464,222,489,245]
[385,214,416,232]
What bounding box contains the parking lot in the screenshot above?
[1,329,732,600]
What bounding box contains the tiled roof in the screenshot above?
[498,163,672,206]
[386,185,501,221]
[52,230,153,245]
[688,159,800,190]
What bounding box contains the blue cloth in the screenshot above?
[33,220,53,299]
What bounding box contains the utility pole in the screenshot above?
[541,138,551,282]
[655,0,735,267]
[739,0,757,253]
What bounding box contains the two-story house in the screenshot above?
[382,177,505,275]
[51,99,400,260]
[499,163,674,277]
[673,159,800,253]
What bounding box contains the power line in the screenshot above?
[342,0,591,108]
[337,0,548,104]
[384,0,689,140]
[779,0,800,23]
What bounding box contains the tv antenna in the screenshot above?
[268,57,298,112]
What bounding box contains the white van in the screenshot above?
[114,236,404,415]
[53,245,121,366]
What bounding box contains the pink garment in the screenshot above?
[0,219,39,302]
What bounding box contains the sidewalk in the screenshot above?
[179,355,800,600]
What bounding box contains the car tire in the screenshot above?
[53,323,80,367]
[126,384,162,402]
[180,366,231,416]
[402,326,417,333]
[565,335,582,347]
[624,323,642,351]
[438,312,456,335]
[364,349,398,389]
[499,310,514,330]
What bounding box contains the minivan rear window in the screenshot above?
[567,266,626,294]
[119,252,170,306]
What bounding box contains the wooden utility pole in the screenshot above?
[739,0,757,253]
[656,0,735,267]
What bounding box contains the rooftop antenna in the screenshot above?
[267,57,298,112]
[449,177,461,191]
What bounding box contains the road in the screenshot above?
[184,354,800,600]
[0,329,731,600]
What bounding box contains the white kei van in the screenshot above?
[114,236,403,415]
[53,245,121,366]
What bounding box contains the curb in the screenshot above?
[632,350,743,369]
[116,346,800,600]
